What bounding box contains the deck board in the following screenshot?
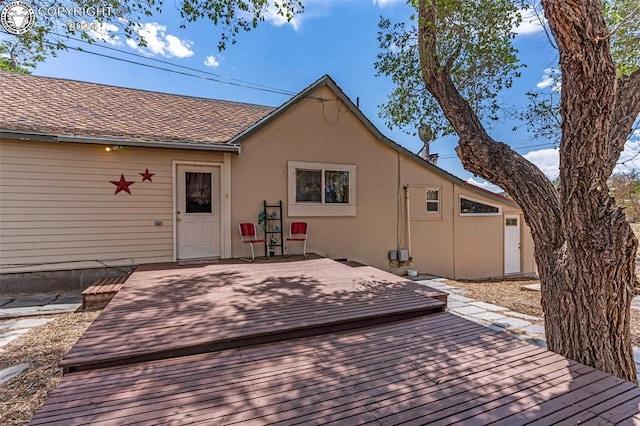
[32,312,640,425]
[61,258,446,371]
[31,257,640,425]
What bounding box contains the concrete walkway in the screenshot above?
[0,293,81,348]
[418,278,640,384]
[0,293,82,320]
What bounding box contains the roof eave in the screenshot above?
[0,131,241,153]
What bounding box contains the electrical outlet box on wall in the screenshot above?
[399,249,409,262]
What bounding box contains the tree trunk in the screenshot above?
[417,0,640,383]
[541,214,638,383]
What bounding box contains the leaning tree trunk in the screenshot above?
[540,0,639,383]
[417,0,640,382]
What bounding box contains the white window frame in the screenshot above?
[288,161,356,217]
[425,188,441,213]
[459,195,501,216]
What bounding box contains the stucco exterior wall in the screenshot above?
[231,86,536,278]
[231,86,398,266]
[1,84,536,281]
[0,139,225,274]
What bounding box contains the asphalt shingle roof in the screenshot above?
[0,71,275,144]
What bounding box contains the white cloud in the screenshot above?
[204,55,220,68]
[87,22,121,46]
[262,3,302,31]
[524,148,559,180]
[514,6,546,36]
[466,177,504,194]
[164,34,194,58]
[126,22,194,58]
[615,137,640,174]
[523,131,640,177]
[373,0,403,8]
[536,67,562,91]
[536,69,553,89]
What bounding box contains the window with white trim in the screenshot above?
[288,161,356,216]
[426,189,440,213]
[460,196,500,215]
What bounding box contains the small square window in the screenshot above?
[426,189,440,213]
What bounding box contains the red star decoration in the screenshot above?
[139,169,155,182]
[110,174,135,195]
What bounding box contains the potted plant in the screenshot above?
[269,236,277,257]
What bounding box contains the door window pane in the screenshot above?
[325,170,350,204]
[506,218,518,226]
[296,170,322,202]
[185,172,212,213]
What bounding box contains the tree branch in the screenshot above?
[417,0,563,251]
[608,68,640,174]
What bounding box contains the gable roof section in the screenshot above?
[0,71,274,151]
[1,71,516,206]
[229,75,519,208]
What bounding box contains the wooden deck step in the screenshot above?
[61,258,447,373]
[81,276,129,311]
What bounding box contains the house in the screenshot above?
[0,71,535,292]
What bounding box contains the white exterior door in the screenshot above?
[176,165,221,260]
[504,215,521,274]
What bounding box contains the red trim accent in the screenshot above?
[462,182,517,206]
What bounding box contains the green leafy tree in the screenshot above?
[519,0,640,143]
[0,32,52,73]
[378,0,640,382]
[0,0,303,71]
[375,0,524,137]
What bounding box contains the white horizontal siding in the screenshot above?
[0,139,225,273]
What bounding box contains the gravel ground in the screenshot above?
[447,279,640,347]
[0,311,99,425]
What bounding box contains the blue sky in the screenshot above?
[22,0,639,191]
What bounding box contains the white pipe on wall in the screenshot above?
[405,185,412,257]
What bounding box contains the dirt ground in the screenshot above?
[447,279,640,348]
[0,311,99,425]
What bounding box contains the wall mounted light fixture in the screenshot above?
[105,145,124,152]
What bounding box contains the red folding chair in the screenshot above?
[239,223,266,261]
[285,222,309,257]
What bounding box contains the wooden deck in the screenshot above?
[60,257,446,372]
[31,257,640,425]
[32,313,640,425]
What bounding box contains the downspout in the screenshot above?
[452,181,456,279]
[405,185,412,257]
